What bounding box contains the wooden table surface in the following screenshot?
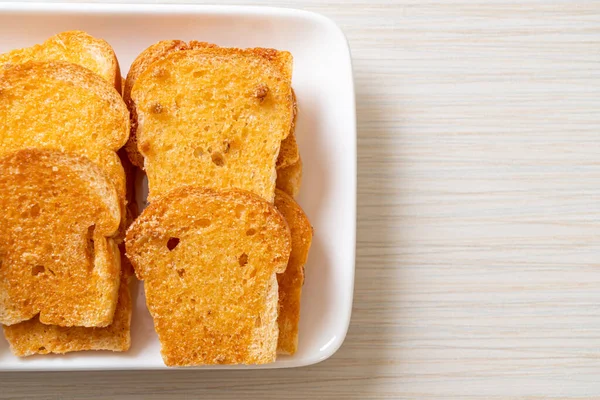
[2,0,600,398]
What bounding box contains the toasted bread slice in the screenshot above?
[276,89,299,169]
[0,30,121,92]
[0,149,121,327]
[124,40,217,167]
[0,61,129,202]
[131,47,294,202]
[126,187,291,366]
[2,149,135,348]
[274,190,313,354]
[125,42,296,171]
[114,148,138,245]
[3,263,132,357]
[276,156,303,198]
[277,130,300,170]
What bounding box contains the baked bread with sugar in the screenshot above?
[126,187,291,365]
[130,47,294,201]
[0,149,121,327]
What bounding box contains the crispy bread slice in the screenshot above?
[0,61,129,202]
[114,148,138,245]
[0,30,121,92]
[126,187,291,366]
[124,40,217,167]
[131,47,294,202]
[0,149,121,327]
[125,42,297,171]
[2,261,132,357]
[274,190,313,354]
[276,89,299,169]
[276,156,303,198]
[277,130,300,170]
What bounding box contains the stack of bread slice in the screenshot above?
[0,33,312,365]
[124,41,312,365]
[0,31,132,356]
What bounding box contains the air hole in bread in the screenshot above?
[211,152,225,167]
[193,71,203,78]
[198,218,211,228]
[255,83,269,102]
[249,268,257,279]
[177,268,185,277]
[38,346,46,352]
[167,237,180,251]
[207,146,212,153]
[29,204,40,217]
[174,95,183,110]
[31,265,45,276]
[234,205,245,218]
[223,140,231,153]
[140,141,152,154]
[193,147,204,157]
[238,253,249,267]
[204,125,210,132]
[246,228,256,236]
[91,133,98,141]
[164,143,173,152]
[151,103,163,114]
[191,298,196,303]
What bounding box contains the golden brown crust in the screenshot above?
[276,156,303,198]
[0,149,121,327]
[126,186,291,365]
[274,190,313,355]
[0,30,121,93]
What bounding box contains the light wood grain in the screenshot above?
[2,0,600,398]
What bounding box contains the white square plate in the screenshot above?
[0,2,356,370]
